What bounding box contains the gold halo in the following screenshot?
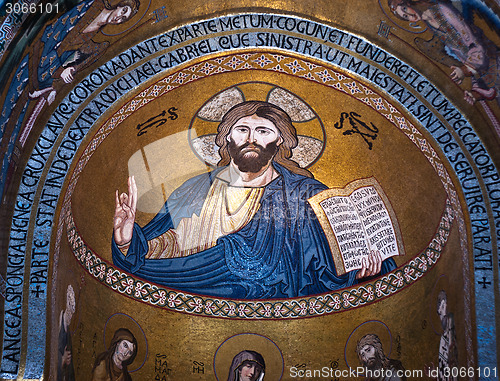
[189,82,326,169]
[344,320,393,371]
[214,333,284,381]
[102,312,148,372]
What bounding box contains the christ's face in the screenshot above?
[227,115,282,173]
[228,115,282,154]
[394,5,421,22]
[359,345,377,368]
[108,6,132,24]
[238,361,262,381]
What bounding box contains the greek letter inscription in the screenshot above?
[92,333,97,360]
[75,323,84,374]
[152,6,168,23]
[155,354,172,380]
[136,107,178,136]
[334,111,379,149]
[192,361,204,374]
[396,334,402,357]
[329,359,340,381]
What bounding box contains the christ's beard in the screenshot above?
[229,139,278,173]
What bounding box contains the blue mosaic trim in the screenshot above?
[1,13,496,378]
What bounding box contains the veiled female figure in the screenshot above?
[227,350,265,381]
[92,328,138,381]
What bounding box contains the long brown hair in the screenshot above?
[215,101,313,178]
[356,334,390,368]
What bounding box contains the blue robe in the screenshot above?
[112,164,396,299]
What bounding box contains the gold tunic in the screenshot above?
[145,177,264,259]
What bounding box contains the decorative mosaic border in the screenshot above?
[65,200,453,318]
[56,52,463,318]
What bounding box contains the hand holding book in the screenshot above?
[308,177,404,276]
[355,250,383,279]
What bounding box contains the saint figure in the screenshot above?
[58,285,76,381]
[424,290,458,380]
[356,333,406,381]
[91,328,138,381]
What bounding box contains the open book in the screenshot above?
[308,177,404,276]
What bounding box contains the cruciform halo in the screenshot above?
[189,82,326,169]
